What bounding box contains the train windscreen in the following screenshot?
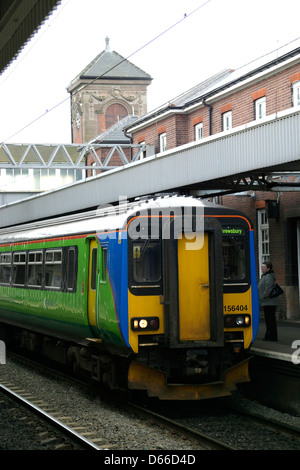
[222,226,246,283]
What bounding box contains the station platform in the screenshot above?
[251,319,300,362]
[244,319,300,414]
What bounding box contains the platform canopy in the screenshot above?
[0,107,299,228]
[0,0,61,75]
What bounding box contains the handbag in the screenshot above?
[269,283,284,298]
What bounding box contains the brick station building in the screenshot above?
[124,43,300,321]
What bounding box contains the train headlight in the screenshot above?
[131,317,160,331]
[224,315,235,328]
[139,319,148,329]
[236,316,244,326]
[224,314,251,328]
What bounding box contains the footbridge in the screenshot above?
[0,107,299,228]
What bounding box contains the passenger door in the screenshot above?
[177,233,210,341]
[162,218,223,347]
[88,239,98,328]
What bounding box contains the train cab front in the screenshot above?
[126,206,257,400]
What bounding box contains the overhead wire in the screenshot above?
[0,0,214,190]
[1,0,213,144]
[1,1,299,145]
[233,35,300,73]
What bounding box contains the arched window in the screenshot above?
[105,103,128,129]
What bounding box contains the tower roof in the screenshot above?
[68,37,152,90]
[87,115,139,144]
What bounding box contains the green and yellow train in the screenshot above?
[0,195,259,400]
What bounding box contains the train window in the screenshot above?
[222,227,246,281]
[28,251,43,287]
[67,248,76,291]
[91,248,97,290]
[132,240,161,283]
[45,249,62,289]
[0,253,11,284]
[101,247,107,283]
[12,252,26,286]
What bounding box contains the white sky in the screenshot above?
[0,0,299,144]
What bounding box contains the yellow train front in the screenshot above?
[125,197,259,400]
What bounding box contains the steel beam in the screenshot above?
[0,108,299,227]
[0,143,148,170]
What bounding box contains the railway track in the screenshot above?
[0,352,235,450]
[0,379,233,451]
[145,398,300,450]
[2,351,300,450]
[222,402,300,443]
[128,403,237,450]
[0,381,117,450]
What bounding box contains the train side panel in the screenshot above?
[223,229,259,349]
[96,232,129,350]
[249,229,259,342]
[0,238,92,341]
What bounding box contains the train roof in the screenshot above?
[0,195,250,244]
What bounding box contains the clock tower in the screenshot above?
[67,38,152,144]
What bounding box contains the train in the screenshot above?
[0,194,259,400]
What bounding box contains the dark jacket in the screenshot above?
[258,271,279,307]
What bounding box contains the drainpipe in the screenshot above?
[202,98,212,136]
[124,128,133,162]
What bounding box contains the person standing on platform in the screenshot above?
[258,261,278,341]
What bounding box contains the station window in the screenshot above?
[0,253,11,284]
[159,133,167,152]
[139,141,147,160]
[223,111,232,131]
[255,97,266,120]
[258,209,270,270]
[293,81,300,107]
[45,249,62,289]
[195,122,203,140]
